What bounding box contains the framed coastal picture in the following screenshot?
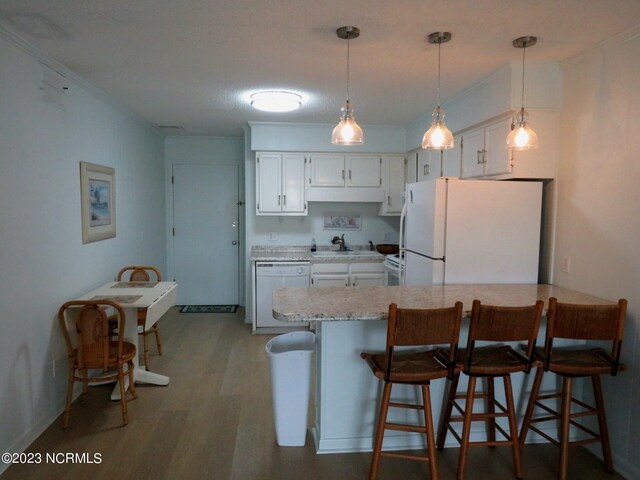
[322,213,362,230]
[80,161,116,243]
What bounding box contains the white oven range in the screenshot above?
[382,253,404,286]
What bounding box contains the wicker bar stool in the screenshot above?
[436,299,543,480]
[361,302,463,480]
[518,297,627,480]
[116,265,163,370]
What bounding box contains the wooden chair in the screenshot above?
[361,302,463,480]
[436,299,543,480]
[58,300,137,428]
[117,265,162,370]
[519,297,627,480]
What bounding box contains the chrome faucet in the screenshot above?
[331,234,346,251]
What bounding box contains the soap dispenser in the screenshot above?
[311,238,317,252]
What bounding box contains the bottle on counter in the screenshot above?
[311,238,317,252]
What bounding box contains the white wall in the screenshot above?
[554,27,640,479]
[0,29,166,472]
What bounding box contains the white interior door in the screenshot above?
[173,164,239,305]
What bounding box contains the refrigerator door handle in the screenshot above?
[405,249,445,262]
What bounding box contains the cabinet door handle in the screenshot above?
[424,164,429,176]
[348,169,352,180]
[477,150,483,164]
[342,169,345,180]
[283,194,286,205]
[387,195,391,206]
[277,194,281,205]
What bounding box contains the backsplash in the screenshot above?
[252,202,400,247]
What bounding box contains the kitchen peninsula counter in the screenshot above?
[272,284,611,454]
[272,283,611,323]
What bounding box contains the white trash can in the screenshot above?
[265,331,315,446]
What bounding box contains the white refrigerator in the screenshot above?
[402,178,542,286]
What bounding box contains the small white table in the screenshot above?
[77,280,178,400]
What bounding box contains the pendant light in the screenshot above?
[332,26,363,145]
[422,32,454,150]
[506,36,539,150]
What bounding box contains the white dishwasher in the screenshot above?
[255,261,310,332]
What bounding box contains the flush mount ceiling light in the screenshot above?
[422,32,454,150]
[506,36,539,150]
[250,91,302,112]
[331,26,364,145]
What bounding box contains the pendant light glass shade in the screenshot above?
[422,106,454,149]
[423,32,454,150]
[507,36,539,151]
[332,100,364,145]
[505,108,539,150]
[332,26,363,145]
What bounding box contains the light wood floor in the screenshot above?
[2,307,626,480]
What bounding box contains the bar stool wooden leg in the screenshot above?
[519,366,545,447]
[559,377,572,480]
[437,372,460,450]
[503,375,523,479]
[457,376,477,480]
[142,328,150,371]
[592,374,613,473]
[369,382,392,480]
[153,325,163,355]
[421,384,439,480]
[486,377,496,444]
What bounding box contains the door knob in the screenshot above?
[232,241,238,245]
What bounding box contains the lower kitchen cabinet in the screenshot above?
[311,261,384,287]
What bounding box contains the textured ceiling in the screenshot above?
[2,1,640,136]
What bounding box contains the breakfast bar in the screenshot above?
[272,284,611,454]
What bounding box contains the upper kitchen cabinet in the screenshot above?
[308,154,381,188]
[460,117,513,178]
[379,155,406,216]
[459,112,557,180]
[256,152,307,216]
[306,154,385,202]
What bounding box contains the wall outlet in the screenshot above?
[561,256,571,273]
[268,232,278,241]
[383,232,391,242]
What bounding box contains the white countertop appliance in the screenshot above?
[402,178,542,286]
[255,261,310,333]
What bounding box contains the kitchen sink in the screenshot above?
[311,250,382,257]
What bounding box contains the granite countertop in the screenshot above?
[251,245,384,263]
[272,284,613,322]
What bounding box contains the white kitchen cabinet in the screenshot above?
[350,262,385,286]
[308,154,345,187]
[256,152,306,215]
[460,118,513,179]
[417,149,441,181]
[443,135,462,177]
[311,260,385,287]
[309,154,381,188]
[379,155,406,216]
[415,136,461,183]
[306,154,385,202]
[347,155,382,187]
[311,262,349,287]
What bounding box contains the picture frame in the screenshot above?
[80,161,116,243]
[322,213,362,230]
